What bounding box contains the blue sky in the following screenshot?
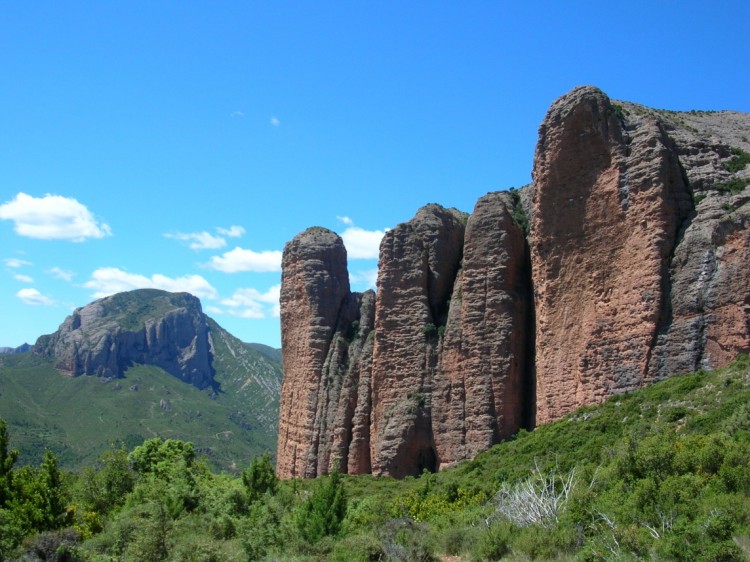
[2,1,749,348]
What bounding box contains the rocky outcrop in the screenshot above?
[277,200,532,478]
[530,86,693,422]
[369,205,467,477]
[34,289,217,390]
[275,227,373,479]
[434,192,531,469]
[0,343,31,354]
[277,85,750,478]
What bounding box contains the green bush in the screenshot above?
[469,522,512,561]
[296,470,347,544]
[242,452,278,504]
[329,531,385,562]
[724,147,750,173]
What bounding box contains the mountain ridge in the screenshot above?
[0,288,282,470]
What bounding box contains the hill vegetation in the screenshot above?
[0,334,281,471]
[1,356,749,560]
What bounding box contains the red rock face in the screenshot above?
[276,86,750,479]
[276,228,351,479]
[530,86,692,423]
[705,223,750,364]
[434,192,530,469]
[369,205,466,477]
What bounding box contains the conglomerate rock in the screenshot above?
[530,86,693,423]
[369,204,467,477]
[276,85,750,478]
[434,192,531,469]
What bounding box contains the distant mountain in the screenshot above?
[0,343,32,354]
[0,289,282,470]
[247,342,282,364]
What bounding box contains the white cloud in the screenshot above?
[270,116,280,127]
[13,273,34,283]
[337,216,354,226]
[48,267,74,282]
[217,225,245,238]
[350,269,379,290]
[83,267,218,300]
[4,258,32,268]
[204,305,225,316]
[341,226,386,259]
[17,288,56,306]
[0,193,111,241]
[231,111,245,118]
[205,247,282,273]
[166,231,227,250]
[166,225,246,251]
[221,285,280,319]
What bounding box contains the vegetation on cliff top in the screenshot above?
[1,355,748,560]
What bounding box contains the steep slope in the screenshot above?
[34,289,216,389]
[1,289,283,470]
[276,85,750,479]
[530,86,693,422]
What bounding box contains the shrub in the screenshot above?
[724,148,750,173]
[242,452,278,504]
[469,522,512,561]
[379,518,437,562]
[329,531,385,562]
[296,470,347,544]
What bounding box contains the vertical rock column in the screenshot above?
[276,228,351,479]
[370,205,466,477]
[531,86,691,424]
[434,192,531,468]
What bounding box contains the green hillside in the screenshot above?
[0,323,282,472]
[2,356,748,561]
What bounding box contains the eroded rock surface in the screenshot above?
[369,205,467,477]
[35,289,216,389]
[434,192,531,469]
[530,86,693,422]
[276,86,750,478]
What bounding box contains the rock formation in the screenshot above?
[277,86,750,478]
[277,199,532,478]
[35,289,217,390]
[530,86,694,422]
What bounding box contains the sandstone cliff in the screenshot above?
[277,198,532,478]
[277,86,750,478]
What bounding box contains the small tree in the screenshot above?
[39,451,67,530]
[0,419,18,508]
[297,470,347,543]
[242,452,278,504]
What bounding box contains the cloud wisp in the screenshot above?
[336,217,387,260]
[204,247,282,273]
[166,225,246,251]
[83,267,218,300]
[0,193,111,241]
[16,288,56,306]
[4,258,32,269]
[13,273,34,283]
[349,269,379,291]
[217,285,281,319]
[48,267,75,282]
